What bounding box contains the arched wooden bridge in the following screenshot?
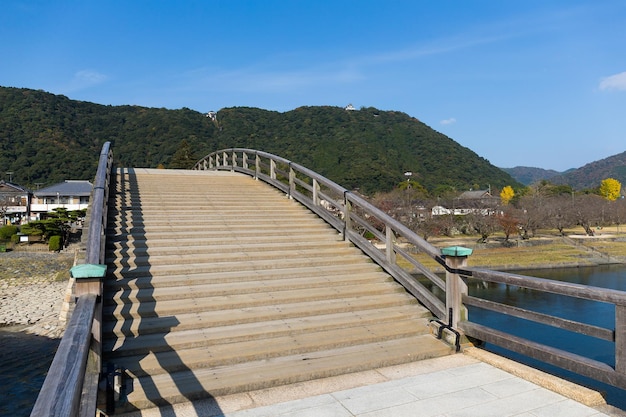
[31,144,626,416]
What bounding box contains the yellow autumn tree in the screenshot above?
[599,178,622,201]
[500,185,515,205]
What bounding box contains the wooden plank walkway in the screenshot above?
[102,168,452,412]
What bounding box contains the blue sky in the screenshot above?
[2,1,625,171]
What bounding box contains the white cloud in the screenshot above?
[599,71,626,91]
[75,70,107,84]
[63,69,108,93]
[440,117,457,125]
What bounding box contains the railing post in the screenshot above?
[72,264,107,367]
[385,226,396,264]
[288,164,295,199]
[255,153,260,180]
[231,150,237,171]
[343,192,351,241]
[312,179,320,206]
[442,246,472,328]
[270,159,276,180]
[616,304,626,374]
[243,152,249,170]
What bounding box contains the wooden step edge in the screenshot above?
[101,295,420,337]
[103,310,432,357]
[108,320,431,377]
[119,335,452,411]
[101,283,411,316]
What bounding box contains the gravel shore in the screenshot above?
[0,251,74,337]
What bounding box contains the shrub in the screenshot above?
[0,225,18,240]
[48,235,62,252]
[10,234,19,244]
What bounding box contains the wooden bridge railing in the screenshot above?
[195,148,626,391]
[31,142,113,417]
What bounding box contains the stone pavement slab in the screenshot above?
[119,349,622,417]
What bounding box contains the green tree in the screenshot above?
[599,178,621,201]
[169,139,197,169]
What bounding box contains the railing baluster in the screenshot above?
[288,164,295,199]
[385,226,395,264]
[312,178,319,206]
[616,304,626,374]
[343,193,351,241]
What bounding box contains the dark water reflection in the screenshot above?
[0,328,60,417]
[463,265,626,410]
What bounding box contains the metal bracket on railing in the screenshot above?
[103,363,128,414]
[430,308,462,352]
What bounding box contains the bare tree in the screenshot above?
[571,194,604,236]
[544,195,576,236]
[517,194,550,239]
[498,208,521,242]
[466,212,499,243]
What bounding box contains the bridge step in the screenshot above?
[102,294,418,338]
[122,335,450,410]
[103,264,388,290]
[101,168,451,412]
[104,246,362,267]
[103,305,428,355]
[102,272,397,304]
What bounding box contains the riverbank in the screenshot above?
[402,232,626,273]
[0,251,74,337]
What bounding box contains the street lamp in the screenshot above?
[404,172,413,224]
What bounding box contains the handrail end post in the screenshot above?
[442,246,472,329]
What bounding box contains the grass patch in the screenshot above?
[396,236,608,272]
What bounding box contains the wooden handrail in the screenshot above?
[195,147,626,391]
[29,295,98,416]
[31,142,113,417]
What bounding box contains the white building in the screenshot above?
[30,180,92,219]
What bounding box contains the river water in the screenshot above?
[460,264,626,410]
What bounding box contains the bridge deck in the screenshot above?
[102,168,452,412]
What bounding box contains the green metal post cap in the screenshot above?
[70,264,107,279]
[441,246,473,257]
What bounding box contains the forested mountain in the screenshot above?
[501,166,562,186]
[1,86,519,194]
[503,151,626,191]
[554,151,626,190]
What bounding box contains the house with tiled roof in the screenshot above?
[30,180,92,219]
[0,180,32,225]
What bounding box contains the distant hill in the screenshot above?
[501,166,562,186]
[554,151,626,190]
[503,151,626,190]
[0,86,520,195]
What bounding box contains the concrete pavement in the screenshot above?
[118,348,624,417]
